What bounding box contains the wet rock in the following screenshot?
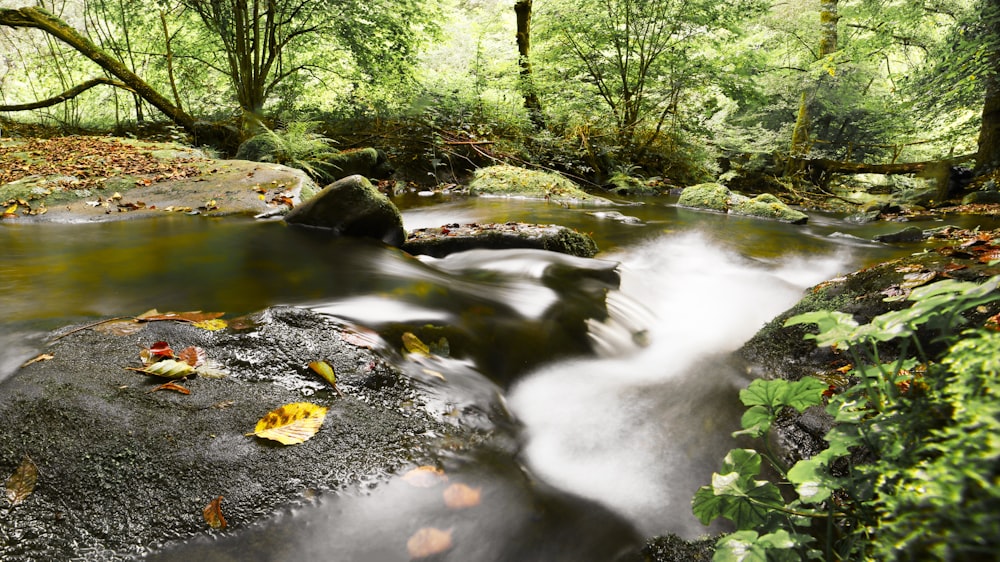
[469,165,615,205]
[0,306,492,560]
[874,226,926,243]
[588,210,643,224]
[402,222,600,258]
[284,175,405,246]
[961,190,1000,205]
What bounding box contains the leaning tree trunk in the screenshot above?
[514,0,545,128]
[0,6,197,135]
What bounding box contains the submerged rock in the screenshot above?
[0,307,494,560]
[284,174,405,246]
[469,165,614,205]
[402,222,600,258]
[874,226,926,243]
[678,183,808,224]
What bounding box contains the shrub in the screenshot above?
[694,276,1000,561]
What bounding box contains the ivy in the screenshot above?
[694,276,1000,561]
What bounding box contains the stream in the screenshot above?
[0,194,973,559]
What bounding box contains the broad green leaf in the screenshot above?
[736,405,771,438]
[715,531,767,562]
[692,484,729,525]
[740,379,788,408]
[785,310,858,347]
[781,377,828,412]
[722,448,763,479]
[786,457,833,503]
[722,481,783,529]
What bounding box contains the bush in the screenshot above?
[694,276,1000,561]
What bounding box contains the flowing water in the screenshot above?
[0,195,983,559]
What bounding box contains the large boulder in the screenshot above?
[469,165,615,205]
[0,307,485,560]
[284,175,405,246]
[678,183,808,224]
[677,182,729,212]
[403,222,600,258]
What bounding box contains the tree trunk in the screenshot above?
[975,0,1000,172]
[786,0,839,178]
[0,6,197,135]
[514,0,544,128]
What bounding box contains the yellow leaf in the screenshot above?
[248,402,328,445]
[309,360,336,386]
[406,527,453,559]
[128,359,195,379]
[827,67,836,77]
[402,332,430,355]
[5,455,38,507]
[402,465,447,488]
[192,319,228,331]
[442,483,482,509]
[3,204,17,215]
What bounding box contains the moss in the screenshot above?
[733,193,809,224]
[677,182,731,212]
[470,165,610,204]
[635,533,716,562]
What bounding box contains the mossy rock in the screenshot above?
[284,175,405,246]
[403,222,599,258]
[677,183,731,212]
[732,193,808,224]
[323,147,394,181]
[469,165,613,205]
[234,134,282,162]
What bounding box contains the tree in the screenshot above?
[974,0,1000,171]
[537,0,764,149]
[0,6,197,134]
[514,0,544,127]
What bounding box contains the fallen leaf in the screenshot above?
[137,310,225,323]
[402,466,448,488]
[194,360,229,379]
[5,455,38,507]
[442,483,482,509]
[148,341,175,359]
[94,318,145,336]
[421,368,446,381]
[193,319,228,331]
[149,381,191,395]
[180,346,207,368]
[308,361,343,395]
[340,327,382,349]
[127,359,195,379]
[202,496,227,530]
[402,332,430,355]
[247,403,328,445]
[406,527,453,559]
[20,353,54,368]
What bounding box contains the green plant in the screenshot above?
[694,276,1000,561]
[246,121,341,182]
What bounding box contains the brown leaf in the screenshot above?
[5,455,38,507]
[94,318,145,336]
[406,527,453,559]
[402,466,448,488]
[137,310,225,323]
[202,496,227,530]
[149,381,191,395]
[179,346,207,368]
[148,341,175,359]
[442,483,482,509]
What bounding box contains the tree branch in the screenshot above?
[0,77,133,112]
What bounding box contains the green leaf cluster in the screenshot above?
[694,276,1000,561]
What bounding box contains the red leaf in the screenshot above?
[148,341,174,359]
[179,346,207,368]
